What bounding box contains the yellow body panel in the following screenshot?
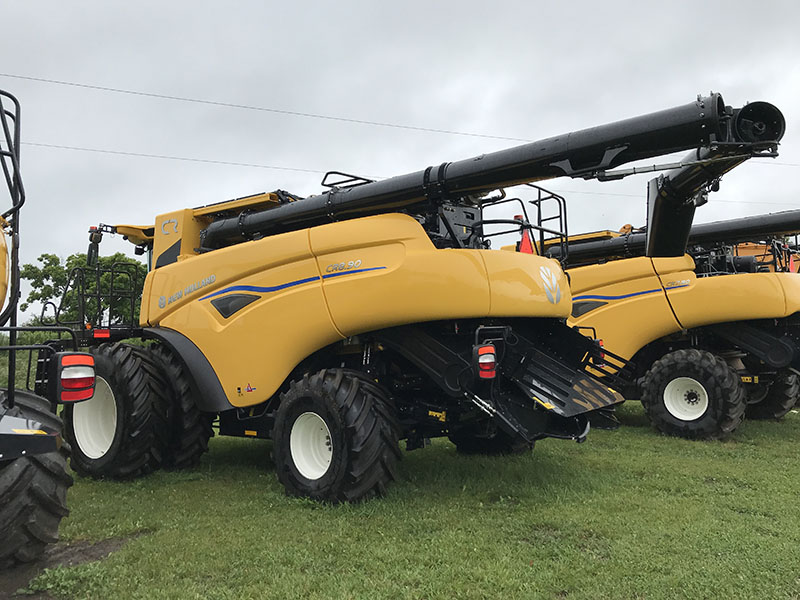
[662,271,800,329]
[541,229,621,253]
[144,213,571,407]
[567,257,682,361]
[0,231,8,312]
[113,225,154,246]
[568,253,800,362]
[192,192,282,218]
[152,209,208,267]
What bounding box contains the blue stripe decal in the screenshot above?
[573,288,662,302]
[573,283,690,302]
[322,266,387,279]
[199,266,388,301]
[199,276,321,301]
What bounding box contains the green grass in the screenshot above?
[27,404,800,600]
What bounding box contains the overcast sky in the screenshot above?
[2,1,799,316]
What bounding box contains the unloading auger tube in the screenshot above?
[200,94,784,249]
[549,209,800,265]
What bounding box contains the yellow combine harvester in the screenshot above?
[52,93,784,501]
[543,203,799,439]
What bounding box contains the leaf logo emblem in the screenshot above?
[539,266,561,304]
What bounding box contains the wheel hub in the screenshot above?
[71,376,117,459]
[290,412,333,480]
[663,377,709,421]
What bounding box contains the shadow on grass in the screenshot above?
[204,436,274,472]
[614,400,652,429]
[2,533,148,599]
[394,439,605,506]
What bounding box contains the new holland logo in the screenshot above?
[539,266,561,304]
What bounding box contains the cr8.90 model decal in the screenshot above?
[326,259,362,273]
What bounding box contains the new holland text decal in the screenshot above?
[159,274,217,308]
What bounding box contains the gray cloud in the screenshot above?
[2,0,799,317]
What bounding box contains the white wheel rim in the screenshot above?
[72,376,117,459]
[290,412,333,480]
[663,377,709,421]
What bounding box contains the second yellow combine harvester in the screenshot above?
[52,93,784,501]
[547,209,800,439]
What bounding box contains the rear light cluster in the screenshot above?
[596,339,606,367]
[473,344,497,379]
[50,353,96,403]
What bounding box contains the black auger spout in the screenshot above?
[201,94,785,249]
[550,209,800,266]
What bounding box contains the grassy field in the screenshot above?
[21,403,800,600]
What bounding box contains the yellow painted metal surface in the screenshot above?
[192,192,282,217]
[569,252,800,362]
[149,228,340,407]
[663,270,799,329]
[567,257,682,360]
[113,225,154,246]
[540,229,621,253]
[152,209,208,267]
[481,252,570,315]
[144,213,572,407]
[0,230,8,312]
[117,193,285,252]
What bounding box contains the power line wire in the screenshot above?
[4,72,798,170]
[22,141,329,174]
[0,72,530,142]
[23,141,798,207]
[7,73,798,168]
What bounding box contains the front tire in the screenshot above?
[140,344,214,469]
[0,394,72,568]
[640,349,746,440]
[746,371,799,420]
[273,369,401,503]
[64,343,170,478]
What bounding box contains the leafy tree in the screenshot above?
[21,252,147,326]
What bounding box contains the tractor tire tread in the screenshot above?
[640,348,745,440]
[746,372,799,420]
[0,398,71,568]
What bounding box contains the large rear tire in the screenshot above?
[139,344,214,469]
[0,394,72,568]
[746,371,799,420]
[64,343,170,478]
[640,349,746,440]
[273,369,401,503]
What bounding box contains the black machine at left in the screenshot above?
[0,89,96,569]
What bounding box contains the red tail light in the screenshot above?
[50,353,96,403]
[473,344,497,379]
[596,339,606,367]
